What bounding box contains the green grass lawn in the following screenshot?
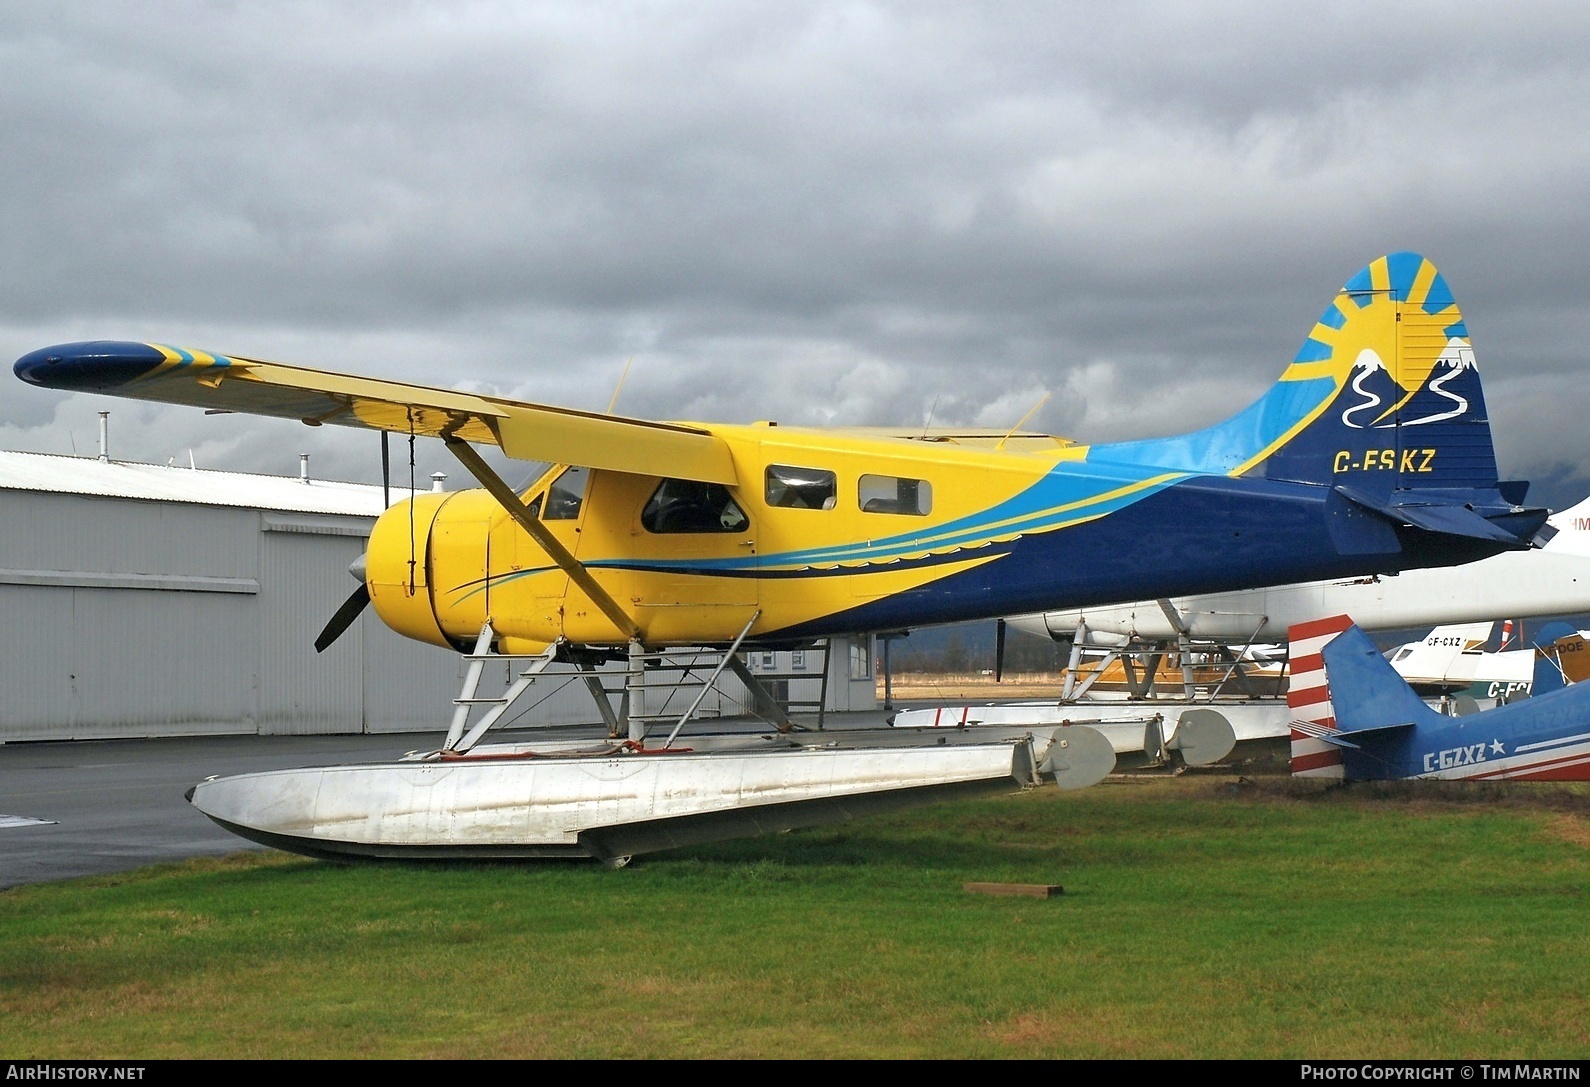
[2,775,1586,1058]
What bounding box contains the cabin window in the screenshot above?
[543,466,589,520]
[859,474,932,516]
[642,479,751,534]
[765,464,837,510]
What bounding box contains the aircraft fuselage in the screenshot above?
[368,422,1507,653]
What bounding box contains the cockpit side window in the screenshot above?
[859,474,933,516]
[642,479,751,534]
[543,466,589,520]
[765,464,837,510]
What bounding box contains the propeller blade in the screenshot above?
[995,617,1006,683]
[315,584,371,653]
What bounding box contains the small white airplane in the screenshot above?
[1384,621,1535,701]
[1008,496,1590,646]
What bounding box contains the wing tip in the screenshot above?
[15,340,172,391]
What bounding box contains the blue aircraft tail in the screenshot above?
[1287,617,1446,780]
[1297,616,1590,782]
[1316,623,1448,736]
[1263,254,1497,490]
[1094,253,1546,550]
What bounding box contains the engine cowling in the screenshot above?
[365,493,454,648]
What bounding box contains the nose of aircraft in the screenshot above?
[14,341,170,391]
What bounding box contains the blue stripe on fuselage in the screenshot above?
[634,372,1341,576]
[1087,375,1338,476]
[767,473,1504,639]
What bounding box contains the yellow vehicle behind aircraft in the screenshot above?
[15,253,1550,667]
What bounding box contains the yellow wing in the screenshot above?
[14,341,737,485]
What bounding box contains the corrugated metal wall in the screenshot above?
[0,489,260,578]
[65,587,258,737]
[0,491,451,740]
[0,492,262,739]
[362,626,466,733]
[258,530,364,734]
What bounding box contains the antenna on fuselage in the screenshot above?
[995,391,1052,451]
[606,356,635,414]
[921,395,941,439]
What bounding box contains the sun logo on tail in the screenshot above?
[1291,253,1476,430]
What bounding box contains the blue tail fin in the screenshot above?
[1320,624,1447,734]
[1090,253,1546,549]
[1261,253,1501,498]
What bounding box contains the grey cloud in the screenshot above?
[3,2,1590,504]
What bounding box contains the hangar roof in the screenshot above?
[0,449,419,516]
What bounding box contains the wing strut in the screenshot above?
[444,438,643,643]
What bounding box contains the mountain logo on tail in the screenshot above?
[1339,342,1476,430]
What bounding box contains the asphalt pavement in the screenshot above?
[0,732,440,888]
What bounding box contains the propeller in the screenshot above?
[315,554,371,653]
[315,434,392,654]
[994,617,1006,683]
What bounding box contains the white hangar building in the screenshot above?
[0,449,875,742]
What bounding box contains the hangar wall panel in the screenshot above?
[0,586,78,737]
[361,627,462,733]
[68,587,258,738]
[0,491,258,578]
[257,531,365,734]
[0,584,258,740]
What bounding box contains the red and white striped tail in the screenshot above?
[1288,615,1355,778]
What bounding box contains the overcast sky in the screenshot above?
[4,2,1590,506]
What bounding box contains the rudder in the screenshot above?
[1288,615,1354,778]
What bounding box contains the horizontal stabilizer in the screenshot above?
[1293,716,1416,748]
[1289,718,1360,748]
[1333,484,1545,546]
